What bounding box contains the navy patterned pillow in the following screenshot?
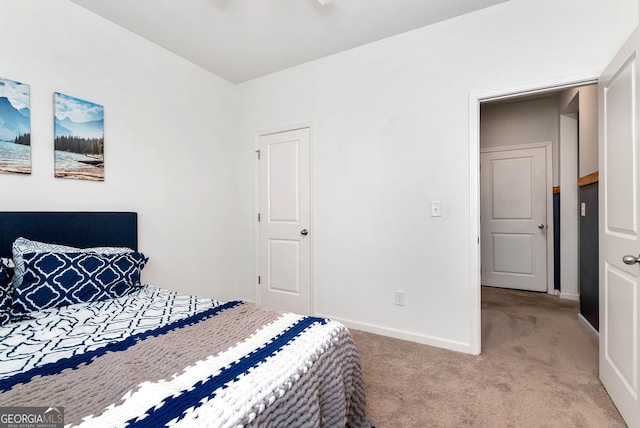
[0,265,11,325]
[11,251,148,317]
[11,237,133,292]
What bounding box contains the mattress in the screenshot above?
[0,285,369,427]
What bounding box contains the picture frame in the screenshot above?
[0,77,31,174]
[54,92,104,181]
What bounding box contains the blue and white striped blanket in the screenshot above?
[0,286,369,427]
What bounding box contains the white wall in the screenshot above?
[560,85,599,176]
[578,85,598,176]
[559,114,579,300]
[0,0,241,301]
[480,97,559,185]
[236,0,638,352]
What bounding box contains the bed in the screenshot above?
[0,212,369,427]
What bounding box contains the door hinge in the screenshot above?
[255,149,261,160]
[258,213,261,222]
[258,275,261,285]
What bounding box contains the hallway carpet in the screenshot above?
[351,286,625,427]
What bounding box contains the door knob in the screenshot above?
[538,224,545,229]
[623,254,640,265]
[301,229,309,236]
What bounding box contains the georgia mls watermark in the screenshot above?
[0,407,64,428]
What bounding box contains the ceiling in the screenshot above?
[70,0,509,83]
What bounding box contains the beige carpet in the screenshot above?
[351,286,625,427]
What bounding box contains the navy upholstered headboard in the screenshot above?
[0,212,138,258]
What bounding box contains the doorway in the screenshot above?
[478,87,598,308]
[469,77,598,355]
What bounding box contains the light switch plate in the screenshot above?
[430,201,441,217]
[581,202,586,217]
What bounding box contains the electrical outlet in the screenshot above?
[394,290,405,306]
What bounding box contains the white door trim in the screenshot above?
[469,72,599,355]
[254,122,314,313]
[480,142,554,295]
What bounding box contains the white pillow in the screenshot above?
[11,237,133,289]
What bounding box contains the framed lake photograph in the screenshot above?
[0,77,31,174]
[54,92,104,181]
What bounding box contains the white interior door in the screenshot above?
[599,27,640,427]
[481,146,547,292]
[258,127,311,315]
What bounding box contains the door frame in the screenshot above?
[469,73,598,355]
[254,122,315,311]
[480,142,554,294]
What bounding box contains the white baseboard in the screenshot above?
[559,292,579,301]
[315,313,472,354]
[578,314,599,340]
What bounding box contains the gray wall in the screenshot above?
[481,97,559,185]
[580,183,599,330]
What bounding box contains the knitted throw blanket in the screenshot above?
[0,287,369,427]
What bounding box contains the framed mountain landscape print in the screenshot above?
[0,77,31,174]
[54,92,104,181]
